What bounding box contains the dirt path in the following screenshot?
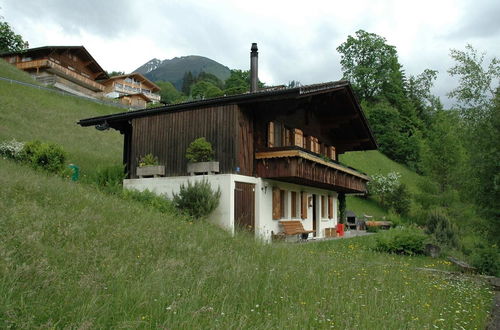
[487,277,500,330]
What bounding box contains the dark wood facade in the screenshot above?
[128,104,240,178]
[79,81,377,194]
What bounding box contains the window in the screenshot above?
[280,190,286,218]
[268,121,295,148]
[300,192,308,219]
[272,188,288,220]
[321,196,327,218]
[328,196,334,219]
[291,191,299,218]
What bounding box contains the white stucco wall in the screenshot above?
[124,174,338,242]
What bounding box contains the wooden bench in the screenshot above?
[278,220,315,239]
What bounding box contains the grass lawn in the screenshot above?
[0,158,493,329]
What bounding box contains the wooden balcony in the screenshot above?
[255,147,369,193]
[15,59,105,92]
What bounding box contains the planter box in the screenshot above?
[136,165,165,178]
[187,161,219,175]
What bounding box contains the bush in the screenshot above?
[386,183,411,216]
[186,137,214,162]
[470,245,500,276]
[0,139,24,160]
[374,226,428,255]
[91,165,126,194]
[122,189,177,215]
[139,153,158,167]
[425,210,460,248]
[172,179,221,219]
[366,225,380,233]
[21,140,66,173]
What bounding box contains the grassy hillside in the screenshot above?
[0,59,122,176]
[0,158,492,328]
[0,59,43,85]
[339,150,424,219]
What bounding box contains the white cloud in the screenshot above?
[1,0,499,106]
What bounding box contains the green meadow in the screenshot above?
[0,60,494,328]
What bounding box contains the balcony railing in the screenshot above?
[15,59,105,91]
[255,147,369,193]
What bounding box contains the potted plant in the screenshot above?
[136,153,165,178]
[186,137,219,175]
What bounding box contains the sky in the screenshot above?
[1,0,499,107]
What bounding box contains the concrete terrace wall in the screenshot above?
[123,174,338,242]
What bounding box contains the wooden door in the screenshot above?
[234,182,255,232]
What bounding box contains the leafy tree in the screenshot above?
[338,30,423,169]
[155,80,185,104]
[407,69,442,127]
[421,110,467,192]
[195,71,224,90]
[224,69,265,95]
[0,19,29,53]
[364,101,421,167]
[337,30,404,103]
[106,71,125,77]
[448,44,500,122]
[191,80,223,99]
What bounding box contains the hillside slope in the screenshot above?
[0,60,122,175]
[0,158,491,328]
[135,55,231,89]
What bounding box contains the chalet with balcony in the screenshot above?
[101,73,161,108]
[1,46,108,98]
[78,44,377,241]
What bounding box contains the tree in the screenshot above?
[106,70,125,77]
[0,19,29,53]
[155,80,185,104]
[337,30,404,103]
[191,81,223,99]
[223,69,265,95]
[181,71,194,95]
[448,44,500,122]
[364,101,421,168]
[407,69,442,127]
[421,110,467,192]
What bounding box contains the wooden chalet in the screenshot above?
[79,81,377,241]
[101,73,161,108]
[1,46,108,98]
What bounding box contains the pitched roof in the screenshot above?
[78,80,377,152]
[101,72,160,92]
[1,46,109,80]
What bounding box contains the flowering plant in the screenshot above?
[0,139,25,160]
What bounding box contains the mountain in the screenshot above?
[135,58,162,75]
[134,55,231,90]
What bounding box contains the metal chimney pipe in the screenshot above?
[250,43,258,92]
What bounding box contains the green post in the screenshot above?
[68,164,79,181]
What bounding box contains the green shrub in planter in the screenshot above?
[21,140,67,173]
[374,226,428,255]
[186,137,214,162]
[173,179,221,219]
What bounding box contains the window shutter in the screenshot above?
[291,191,297,218]
[301,192,308,219]
[328,196,333,219]
[268,122,274,147]
[272,187,281,220]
